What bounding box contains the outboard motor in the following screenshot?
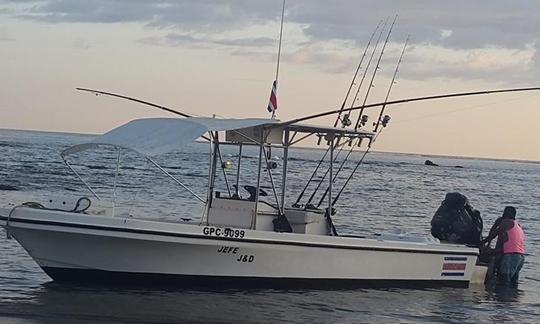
[431,192,483,246]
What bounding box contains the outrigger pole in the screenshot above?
[76,87,193,118]
[75,87,236,197]
[280,86,540,126]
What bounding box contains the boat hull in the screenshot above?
[1,207,479,289]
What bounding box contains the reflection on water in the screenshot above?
[1,129,540,323]
[0,280,536,323]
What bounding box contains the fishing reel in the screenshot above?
[374,115,391,128]
[267,161,278,170]
[381,115,391,127]
[341,114,352,127]
[359,115,369,127]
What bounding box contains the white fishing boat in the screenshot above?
[1,116,486,288]
[3,6,538,288]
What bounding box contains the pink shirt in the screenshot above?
[503,220,525,254]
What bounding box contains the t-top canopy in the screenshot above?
[61,117,276,157]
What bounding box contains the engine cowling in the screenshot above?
[431,192,483,246]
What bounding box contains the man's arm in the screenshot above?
[487,217,503,238]
[482,219,514,244]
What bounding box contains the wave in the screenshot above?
[0,184,18,191]
[86,165,108,170]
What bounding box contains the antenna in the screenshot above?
[271,0,286,119]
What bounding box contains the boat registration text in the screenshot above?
[202,226,246,238]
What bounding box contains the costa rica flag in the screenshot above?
[267,80,278,113]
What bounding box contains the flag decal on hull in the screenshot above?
[441,256,467,277]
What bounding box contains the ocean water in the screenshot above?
[0,128,539,323]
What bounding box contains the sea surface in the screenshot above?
[0,128,538,323]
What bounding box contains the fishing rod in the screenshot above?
[373,34,409,133]
[331,140,376,208]
[309,21,383,198]
[354,14,397,130]
[344,17,388,131]
[279,86,540,127]
[315,141,357,208]
[304,137,355,206]
[307,19,388,201]
[288,85,540,206]
[317,35,407,207]
[292,148,329,206]
[334,20,382,128]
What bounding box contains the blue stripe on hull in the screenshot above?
[441,272,465,276]
[444,257,468,261]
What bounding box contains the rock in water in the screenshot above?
[424,159,439,166]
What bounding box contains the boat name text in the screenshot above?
[217,246,239,254]
[237,254,255,263]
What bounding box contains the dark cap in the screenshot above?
[502,206,516,219]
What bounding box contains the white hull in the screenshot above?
[1,207,479,288]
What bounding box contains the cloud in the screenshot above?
[287,0,540,50]
[1,0,278,28]
[4,1,539,49]
[2,0,539,82]
[141,33,275,48]
[399,43,537,82]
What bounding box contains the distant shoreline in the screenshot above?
[1,127,538,165]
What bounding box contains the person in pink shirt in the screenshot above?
[483,206,525,286]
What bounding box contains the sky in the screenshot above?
[1,0,539,160]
